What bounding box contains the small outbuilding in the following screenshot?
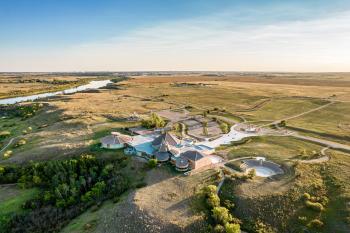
[100,132,131,149]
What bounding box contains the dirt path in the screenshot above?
[294,147,330,164]
[262,101,334,127]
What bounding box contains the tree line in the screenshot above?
[0,154,131,233]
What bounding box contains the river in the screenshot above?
[0,80,112,105]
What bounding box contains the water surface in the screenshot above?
[0,80,111,105]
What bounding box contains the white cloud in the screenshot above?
[1,10,350,71]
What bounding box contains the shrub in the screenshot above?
[141,113,166,129]
[223,200,235,210]
[15,139,27,147]
[207,193,220,208]
[3,150,13,158]
[307,219,324,228]
[302,193,311,200]
[305,200,324,212]
[147,159,158,169]
[212,207,233,225]
[135,182,147,188]
[224,223,240,233]
[247,169,256,179]
[213,224,225,233]
[220,122,229,134]
[0,131,11,140]
[204,185,218,195]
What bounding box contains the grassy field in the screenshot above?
[242,98,329,122]
[220,149,350,233]
[0,185,39,215]
[225,136,324,163]
[287,102,350,145]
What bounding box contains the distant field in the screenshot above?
[242,98,329,122]
[287,102,350,145]
[0,73,110,99]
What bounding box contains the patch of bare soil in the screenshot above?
[95,168,208,233]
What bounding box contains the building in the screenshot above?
[180,150,212,170]
[154,140,171,162]
[175,156,190,171]
[152,132,181,149]
[100,132,131,149]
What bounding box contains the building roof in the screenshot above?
[152,132,180,147]
[154,151,170,162]
[176,156,189,168]
[158,140,169,152]
[100,134,131,145]
[181,150,205,162]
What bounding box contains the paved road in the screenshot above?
[293,134,350,153]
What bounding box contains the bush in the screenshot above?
[212,207,233,225]
[247,169,256,179]
[224,223,240,233]
[135,182,147,188]
[302,193,311,200]
[204,185,217,195]
[15,139,27,147]
[3,150,13,159]
[307,219,324,228]
[147,159,158,169]
[0,131,11,140]
[220,122,229,134]
[305,200,324,212]
[207,193,220,208]
[141,113,166,129]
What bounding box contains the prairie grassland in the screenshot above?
[287,102,350,145]
[220,149,350,233]
[226,136,324,162]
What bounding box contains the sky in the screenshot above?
[1,0,350,72]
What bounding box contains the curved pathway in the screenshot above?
[0,137,16,153]
[295,147,330,164]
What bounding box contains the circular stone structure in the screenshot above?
[241,158,284,177]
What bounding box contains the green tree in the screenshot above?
[148,159,158,168]
[203,122,208,136]
[225,223,240,233]
[212,207,233,225]
[220,122,229,134]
